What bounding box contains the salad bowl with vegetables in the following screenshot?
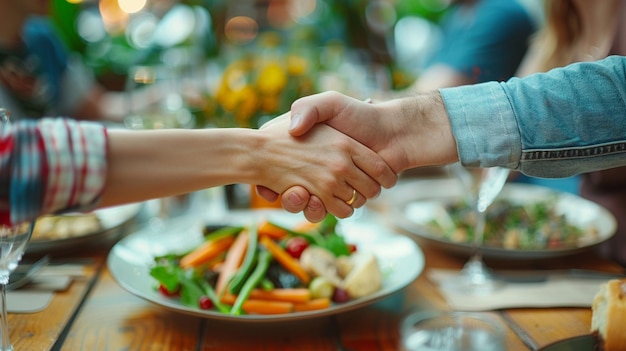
[107,210,424,321]
[389,179,616,260]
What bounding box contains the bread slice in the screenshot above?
[591,279,626,351]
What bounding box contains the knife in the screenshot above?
[492,269,626,283]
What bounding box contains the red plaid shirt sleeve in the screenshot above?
[0,118,108,225]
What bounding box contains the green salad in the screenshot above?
[424,198,599,250]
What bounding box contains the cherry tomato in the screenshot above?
[158,283,180,297]
[347,243,357,253]
[332,287,350,303]
[285,236,309,259]
[199,296,213,310]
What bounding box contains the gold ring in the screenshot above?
[346,189,357,206]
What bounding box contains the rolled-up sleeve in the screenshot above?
[440,55,626,178]
[440,81,522,169]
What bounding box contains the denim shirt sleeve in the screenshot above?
[440,55,626,178]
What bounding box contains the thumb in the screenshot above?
[288,91,348,136]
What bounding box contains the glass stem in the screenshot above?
[471,209,486,260]
[0,284,12,351]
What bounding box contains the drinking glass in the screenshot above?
[0,109,36,349]
[124,65,195,227]
[124,64,194,130]
[443,163,510,294]
[0,222,34,350]
[400,310,505,351]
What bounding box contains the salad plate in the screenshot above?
[387,179,616,260]
[107,209,424,322]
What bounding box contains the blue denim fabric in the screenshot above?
[441,55,626,178]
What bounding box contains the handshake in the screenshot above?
[253,56,626,222]
[15,57,620,227]
[254,90,458,223]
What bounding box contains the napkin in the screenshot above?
[6,265,83,313]
[429,269,606,311]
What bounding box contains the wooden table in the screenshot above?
[8,236,624,351]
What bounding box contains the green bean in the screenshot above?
[228,222,258,294]
[230,250,273,315]
[203,225,244,242]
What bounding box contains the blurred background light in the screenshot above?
[224,16,259,45]
[118,0,147,14]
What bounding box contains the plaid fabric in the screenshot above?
[0,118,107,225]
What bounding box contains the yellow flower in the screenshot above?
[256,63,287,96]
[287,55,309,76]
[260,95,280,114]
[234,85,260,126]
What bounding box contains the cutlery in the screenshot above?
[7,255,50,290]
[492,269,626,283]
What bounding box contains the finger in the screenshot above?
[255,185,279,202]
[323,189,357,219]
[289,91,357,136]
[308,182,355,220]
[336,145,396,204]
[352,149,398,189]
[344,189,366,209]
[303,195,329,223]
[280,186,310,213]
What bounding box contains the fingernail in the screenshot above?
[289,113,302,131]
[288,191,305,206]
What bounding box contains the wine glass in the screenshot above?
[400,310,505,351]
[124,64,194,130]
[124,64,195,227]
[0,219,34,350]
[0,109,37,350]
[443,163,510,294]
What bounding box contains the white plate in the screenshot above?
[26,203,143,255]
[388,179,616,260]
[107,210,424,322]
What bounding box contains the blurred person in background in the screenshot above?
[401,0,542,93]
[0,0,121,122]
[514,0,626,265]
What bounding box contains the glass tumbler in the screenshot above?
[400,311,506,351]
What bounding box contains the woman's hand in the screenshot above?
[254,115,397,221]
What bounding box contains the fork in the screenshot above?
[7,255,50,290]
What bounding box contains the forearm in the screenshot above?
[103,123,394,219]
[101,128,258,206]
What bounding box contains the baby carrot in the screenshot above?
[228,224,258,295]
[248,288,311,304]
[222,288,311,304]
[260,236,310,284]
[221,294,293,314]
[233,299,294,315]
[293,297,331,312]
[215,231,249,295]
[179,235,235,269]
[293,221,319,233]
[230,250,273,315]
[257,220,288,240]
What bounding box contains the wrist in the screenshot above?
[386,92,457,171]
